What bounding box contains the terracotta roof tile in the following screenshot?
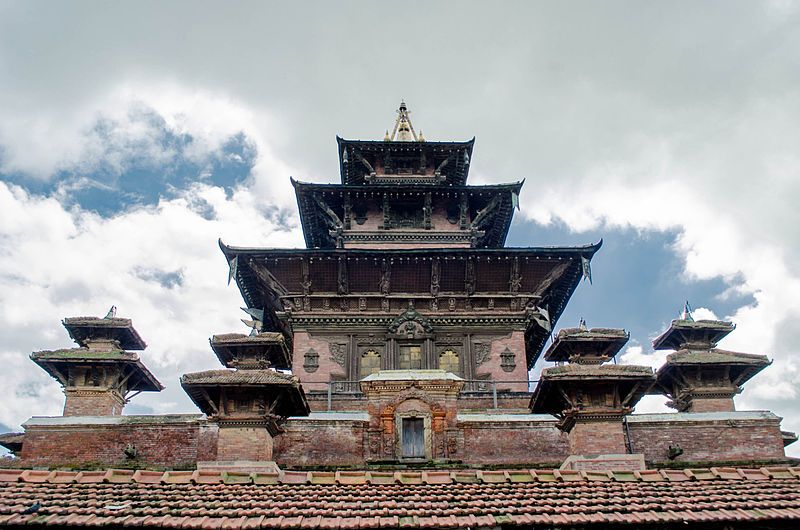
[1,467,799,527]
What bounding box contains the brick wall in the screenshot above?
[687,397,735,413]
[275,419,366,467]
[474,330,529,392]
[627,412,788,465]
[292,331,347,392]
[569,419,627,455]
[13,411,791,470]
[459,419,569,466]
[216,426,273,461]
[63,390,125,416]
[20,416,205,469]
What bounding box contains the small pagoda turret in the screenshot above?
[181,330,309,465]
[31,312,163,416]
[653,310,770,413]
[530,326,654,456]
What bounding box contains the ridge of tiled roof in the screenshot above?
[1,467,799,528]
[1,466,798,485]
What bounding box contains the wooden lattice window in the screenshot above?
[360,350,381,378]
[398,345,422,369]
[439,349,460,375]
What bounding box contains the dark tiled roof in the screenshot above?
[180,370,299,386]
[30,349,138,361]
[0,467,799,528]
[544,327,630,362]
[665,348,770,366]
[31,349,164,392]
[210,333,291,370]
[652,319,735,351]
[62,317,147,350]
[542,364,654,379]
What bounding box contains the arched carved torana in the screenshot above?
[388,306,433,338]
[380,387,448,434]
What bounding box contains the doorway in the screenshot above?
[401,417,425,458]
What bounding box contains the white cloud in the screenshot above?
[0,147,305,431]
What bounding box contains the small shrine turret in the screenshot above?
[654,311,770,413]
[31,311,163,416]
[182,330,309,465]
[531,326,654,456]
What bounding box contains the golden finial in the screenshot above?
[387,101,419,142]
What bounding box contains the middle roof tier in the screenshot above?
[292,180,523,249]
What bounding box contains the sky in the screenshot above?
[1,1,799,457]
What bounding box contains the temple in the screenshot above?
[1,103,799,529]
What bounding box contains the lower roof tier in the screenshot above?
[220,242,601,368]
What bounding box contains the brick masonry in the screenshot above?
[20,417,203,469]
[216,426,273,461]
[274,420,366,467]
[569,419,627,456]
[11,411,792,469]
[627,414,788,465]
[63,390,125,417]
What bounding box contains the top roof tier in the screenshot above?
[337,102,475,186]
[652,319,735,350]
[543,327,630,364]
[62,316,147,350]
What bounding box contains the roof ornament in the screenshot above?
[681,300,694,322]
[103,305,117,319]
[386,100,419,142]
[579,318,588,331]
[240,307,265,337]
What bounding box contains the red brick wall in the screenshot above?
[216,426,273,461]
[20,419,203,469]
[475,331,529,392]
[274,420,365,467]
[688,397,735,413]
[628,416,787,464]
[63,390,124,416]
[292,331,347,392]
[569,420,627,455]
[459,420,569,465]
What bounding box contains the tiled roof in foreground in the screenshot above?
[1,467,800,528]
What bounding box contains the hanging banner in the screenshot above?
[581,256,593,284]
[227,256,238,286]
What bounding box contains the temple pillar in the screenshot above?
[568,416,627,455]
[63,388,126,416]
[215,422,276,462]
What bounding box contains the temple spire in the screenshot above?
[387,100,420,142]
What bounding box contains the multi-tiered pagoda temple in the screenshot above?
[220,101,598,407]
[2,103,799,530]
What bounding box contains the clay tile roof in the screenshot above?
[62,316,147,350]
[1,467,799,527]
[541,363,654,379]
[181,369,299,386]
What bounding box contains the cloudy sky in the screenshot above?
[1,1,799,456]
